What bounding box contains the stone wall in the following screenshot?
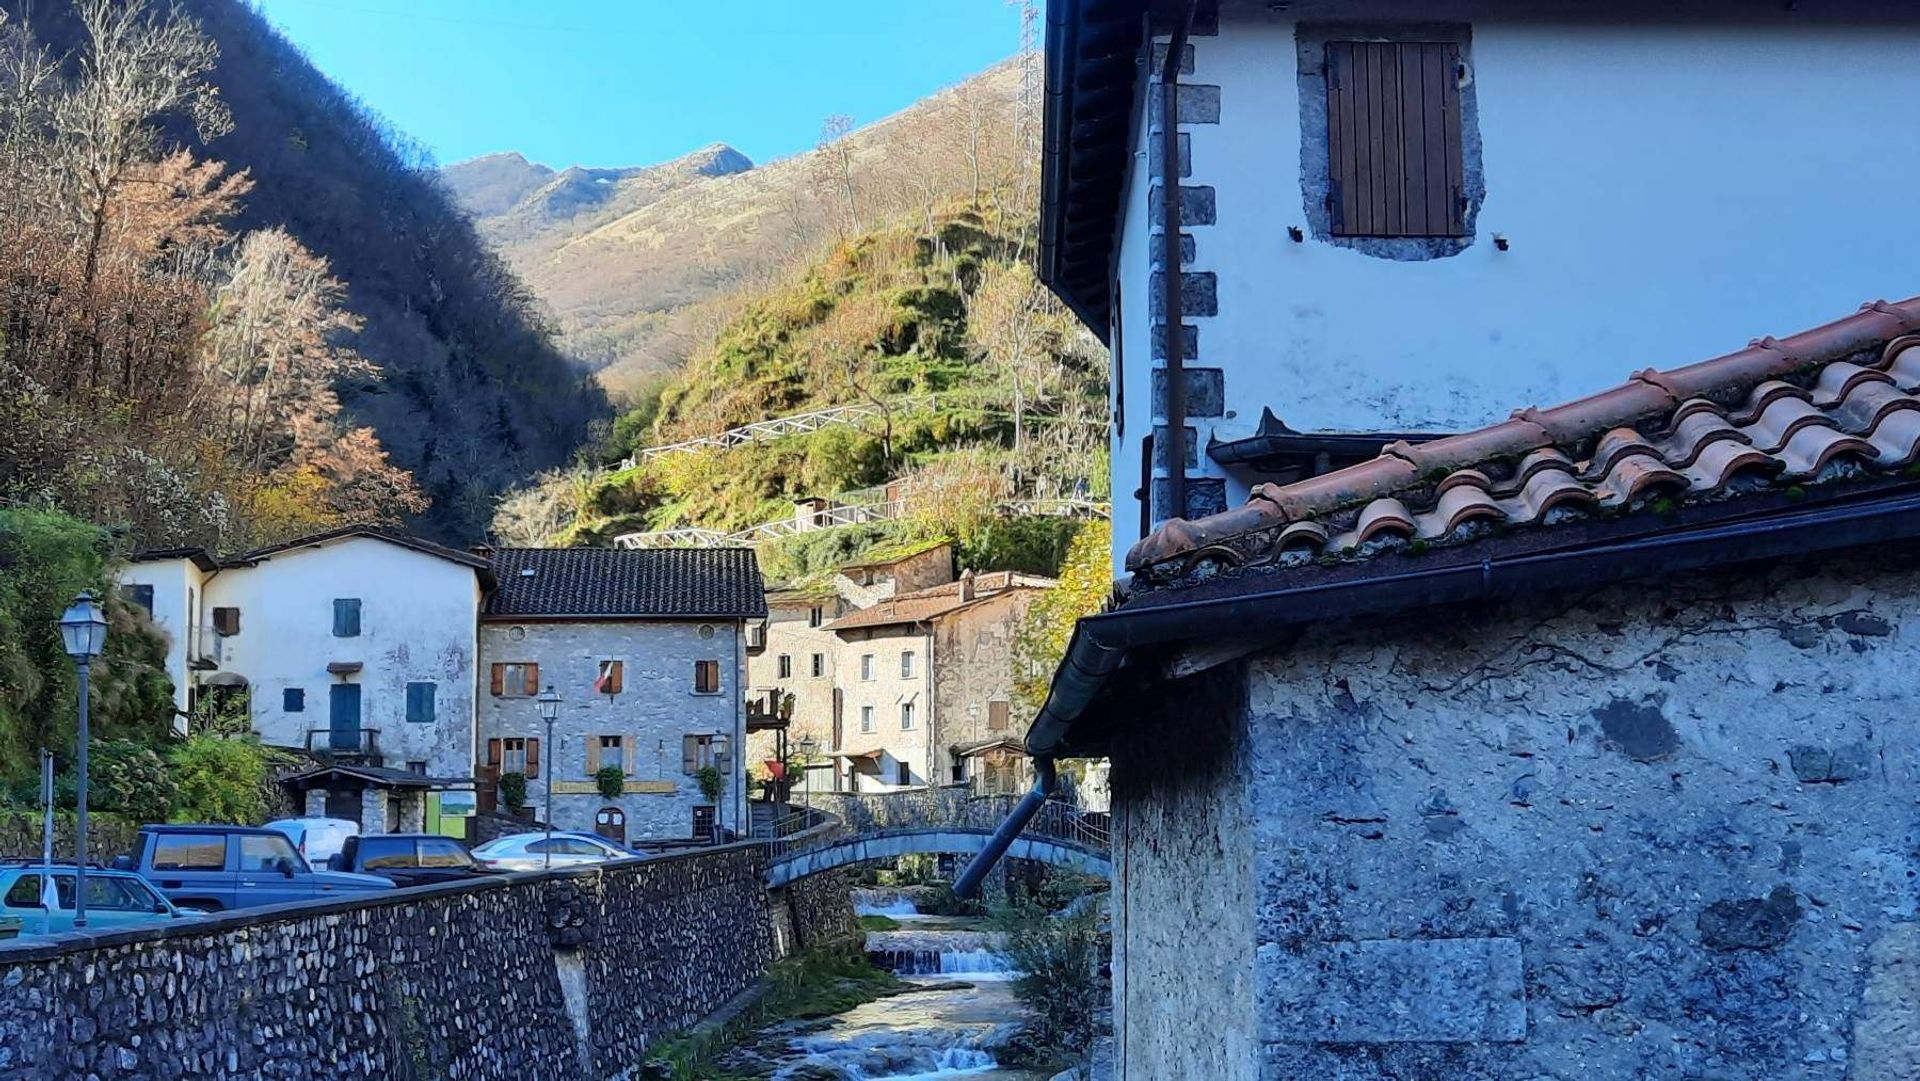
[0,814,140,864]
[1235,548,1920,1078]
[1107,665,1258,1081]
[0,841,852,1081]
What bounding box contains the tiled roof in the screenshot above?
[823,572,1057,631]
[235,527,491,570]
[483,548,767,619]
[1128,298,1920,586]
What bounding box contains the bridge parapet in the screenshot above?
[790,787,1109,862]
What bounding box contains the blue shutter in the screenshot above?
[283,688,305,713]
[406,682,436,724]
[332,598,361,637]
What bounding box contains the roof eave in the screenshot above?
[1028,480,1920,758]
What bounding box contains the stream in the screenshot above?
[720,888,1052,1081]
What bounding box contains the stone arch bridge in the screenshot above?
[758,788,1111,887]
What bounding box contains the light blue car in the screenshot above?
[0,864,195,938]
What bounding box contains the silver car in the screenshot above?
[470,832,647,872]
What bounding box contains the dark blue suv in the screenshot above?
[115,825,393,911]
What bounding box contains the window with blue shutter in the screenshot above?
[332,598,361,637]
[283,688,305,713]
[406,682,436,724]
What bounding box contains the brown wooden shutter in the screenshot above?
[487,738,501,767]
[490,665,505,696]
[1326,40,1464,238]
[609,661,624,694]
[623,738,636,775]
[682,735,698,775]
[587,737,602,775]
[524,663,540,696]
[988,700,1009,731]
[526,737,541,778]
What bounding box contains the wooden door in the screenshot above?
[595,807,626,846]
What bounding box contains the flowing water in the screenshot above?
[739,890,1049,1081]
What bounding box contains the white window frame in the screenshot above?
[860,706,875,734]
[900,701,916,730]
[861,654,875,681]
[900,650,916,679]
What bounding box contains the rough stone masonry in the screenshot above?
[0,843,853,1080]
[1108,544,1920,1080]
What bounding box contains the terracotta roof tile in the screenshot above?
[1129,297,1920,584]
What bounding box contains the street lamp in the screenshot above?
[536,684,561,870]
[59,591,107,929]
[796,735,818,812]
[710,729,732,843]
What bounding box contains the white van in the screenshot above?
[264,817,359,866]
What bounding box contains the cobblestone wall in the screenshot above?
[1243,552,1920,1078]
[0,841,847,1081]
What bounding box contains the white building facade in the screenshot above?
[1045,0,1920,568]
[120,529,489,831]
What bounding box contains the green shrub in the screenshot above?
[167,735,273,824]
[695,765,725,804]
[994,892,1104,1059]
[595,765,626,799]
[499,770,528,811]
[91,739,177,823]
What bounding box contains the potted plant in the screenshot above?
[595,765,626,800]
[695,765,724,805]
[499,771,528,815]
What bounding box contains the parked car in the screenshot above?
[470,831,650,872]
[327,834,489,887]
[113,824,394,911]
[263,816,359,866]
[0,864,196,937]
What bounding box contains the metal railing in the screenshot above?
[767,786,1109,867]
[304,728,383,760]
[618,396,938,469]
[187,624,222,667]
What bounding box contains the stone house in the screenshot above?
[744,541,957,795]
[1022,2,1920,1076]
[1042,0,1920,563]
[121,528,490,833]
[476,548,766,845]
[1030,301,1920,1076]
[825,572,1055,794]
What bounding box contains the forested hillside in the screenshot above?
[491,52,1111,582]
[1,0,605,546]
[448,63,1026,395]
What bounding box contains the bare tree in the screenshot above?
[813,113,859,238]
[56,0,230,298]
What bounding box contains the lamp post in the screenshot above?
[536,684,561,871]
[796,735,818,813]
[710,729,732,844]
[59,592,107,929]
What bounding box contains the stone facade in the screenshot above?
[1107,548,1920,1079]
[933,587,1042,790]
[0,844,853,1081]
[478,619,747,842]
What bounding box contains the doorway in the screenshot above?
[595,806,626,846]
[328,684,362,751]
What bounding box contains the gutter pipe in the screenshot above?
[1026,480,1920,758]
[954,757,1057,898]
[1159,0,1198,521]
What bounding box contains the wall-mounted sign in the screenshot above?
[438,790,477,817]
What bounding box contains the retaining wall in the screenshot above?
[0,841,852,1080]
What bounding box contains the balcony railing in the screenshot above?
[304,728,384,764]
[187,624,222,669]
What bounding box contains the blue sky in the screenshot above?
[254,0,1024,170]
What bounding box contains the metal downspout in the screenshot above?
[953,757,1058,898]
[1160,0,1198,521]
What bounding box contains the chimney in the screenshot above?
[470,543,495,558]
[958,568,975,602]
